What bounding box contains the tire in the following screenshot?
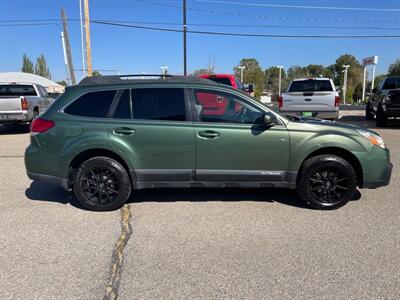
[296,155,357,210]
[365,102,374,120]
[29,110,39,126]
[73,156,132,211]
[375,104,388,127]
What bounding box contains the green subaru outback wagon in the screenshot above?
[25,75,392,211]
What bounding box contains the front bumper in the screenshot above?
[363,162,393,189]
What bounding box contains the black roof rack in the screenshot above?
[79,74,218,86]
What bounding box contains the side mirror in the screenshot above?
[263,114,276,125]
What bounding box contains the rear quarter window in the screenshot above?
[64,90,117,118]
[288,80,333,92]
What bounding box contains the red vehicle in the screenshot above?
[197,74,245,115]
[198,74,245,91]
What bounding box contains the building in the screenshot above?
[0,72,65,94]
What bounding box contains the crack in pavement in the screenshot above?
[103,204,133,300]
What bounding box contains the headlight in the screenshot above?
[357,129,386,149]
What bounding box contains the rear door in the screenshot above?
[105,87,195,182]
[283,79,336,112]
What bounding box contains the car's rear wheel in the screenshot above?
[297,155,357,210]
[73,156,131,211]
[365,102,374,120]
[376,104,388,127]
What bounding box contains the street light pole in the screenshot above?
[183,0,187,76]
[342,65,350,104]
[160,66,168,75]
[238,66,245,82]
[276,65,284,96]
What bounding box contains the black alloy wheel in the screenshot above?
[297,155,357,209]
[73,156,131,211]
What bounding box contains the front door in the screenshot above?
[192,88,290,182]
[105,87,195,182]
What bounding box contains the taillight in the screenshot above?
[21,97,28,110]
[335,95,340,107]
[278,96,283,109]
[31,118,55,135]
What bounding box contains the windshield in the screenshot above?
[0,84,37,96]
[288,80,333,92]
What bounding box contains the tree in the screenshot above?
[332,54,363,103]
[92,70,102,76]
[34,54,51,79]
[21,54,34,74]
[264,66,288,100]
[57,80,68,86]
[287,65,307,81]
[234,58,265,98]
[304,64,332,78]
[388,59,400,76]
[192,68,210,76]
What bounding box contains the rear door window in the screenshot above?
[64,90,117,118]
[288,80,333,92]
[131,88,186,121]
[0,84,37,96]
[113,90,132,119]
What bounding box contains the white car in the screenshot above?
[279,78,340,120]
[0,82,54,125]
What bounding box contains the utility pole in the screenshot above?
[342,65,350,104]
[183,0,187,76]
[79,0,86,78]
[371,64,376,90]
[61,8,76,85]
[84,0,93,76]
[238,66,245,82]
[276,65,284,96]
[60,31,69,85]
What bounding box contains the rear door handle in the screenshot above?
[198,130,220,139]
[113,127,136,135]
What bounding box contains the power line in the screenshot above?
[2,18,400,31]
[91,20,400,38]
[133,0,400,23]
[196,0,400,12]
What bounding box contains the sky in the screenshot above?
[1,0,400,82]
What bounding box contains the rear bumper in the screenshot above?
[280,110,339,120]
[0,111,29,124]
[384,106,400,117]
[26,171,70,190]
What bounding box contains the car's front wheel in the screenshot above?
[73,156,131,211]
[376,104,388,127]
[297,155,357,210]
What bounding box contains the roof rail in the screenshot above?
[78,74,219,86]
[79,74,175,85]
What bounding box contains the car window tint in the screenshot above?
[382,78,398,90]
[131,88,186,121]
[113,90,132,119]
[64,90,117,118]
[206,77,232,86]
[194,89,264,124]
[288,80,333,92]
[0,84,37,96]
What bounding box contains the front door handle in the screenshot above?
[113,127,136,135]
[198,130,220,139]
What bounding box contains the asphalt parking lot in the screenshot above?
[0,114,399,299]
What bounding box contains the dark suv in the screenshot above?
[366,76,400,126]
[25,75,392,211]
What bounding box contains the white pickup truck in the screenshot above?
[0,83,54,125]
[279,78,340,120]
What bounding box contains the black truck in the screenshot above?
[366,76,400,126]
